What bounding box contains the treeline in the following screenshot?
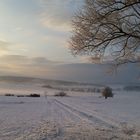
[42,85,101,93]
[124,86,140,91]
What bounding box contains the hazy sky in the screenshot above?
[0,0,84,60]
[0,0,87,77]
[0,0,139,83]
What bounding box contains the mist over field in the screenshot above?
[0,63,140,84]
[0,75,140,139]
[0,0,140,139]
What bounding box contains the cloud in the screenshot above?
[0,40,10,50]
[39,0,83,31]
[42,35,69,49]
[15,27,23,31]
[0,55,58,66]
[0,55,65,77]
[0,40,11,55]
[0,55,28,64]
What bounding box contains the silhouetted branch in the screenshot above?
[70,0,140,64]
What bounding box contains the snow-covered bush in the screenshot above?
[102,87,113,99]
[54,91,67,97]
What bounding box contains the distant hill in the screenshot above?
[0,76,81,86]
[54,63,140,85]
[0,63,139,86]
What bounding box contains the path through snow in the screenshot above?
[0,96,140,140]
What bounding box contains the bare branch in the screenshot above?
[69,0,140,65]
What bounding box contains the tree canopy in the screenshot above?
[70,0,140,65]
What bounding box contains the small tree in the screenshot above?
[102,87,113,99]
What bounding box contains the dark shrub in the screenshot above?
[42,85,52,89]
[102,87,113,99]
[54,91,67,97]
[17,95,25,97]
[17,94,40,97]
[5,94,15,96]
[29,94,40,97]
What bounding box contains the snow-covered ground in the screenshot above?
[0,86,140,140]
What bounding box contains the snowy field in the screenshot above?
[0,86,140,140]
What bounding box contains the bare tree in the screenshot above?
[69,0,140,65]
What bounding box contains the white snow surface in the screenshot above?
[0,87,140,139]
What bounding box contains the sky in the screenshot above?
[0,0,84,76]
[0,0,84,60]
[0,0,139,83]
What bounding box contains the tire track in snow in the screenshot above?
[45,98,79,123]
[54,98,118,129]
[16,98,88,140]
[55,98,120,127]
